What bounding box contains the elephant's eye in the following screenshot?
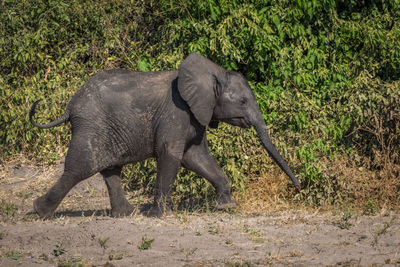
[239,97,247,105]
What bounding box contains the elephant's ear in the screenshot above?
[178,53,226,126]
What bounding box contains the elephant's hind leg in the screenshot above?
[101,167,134,217]
[34,133,107,219]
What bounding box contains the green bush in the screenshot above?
[1,0,399,208]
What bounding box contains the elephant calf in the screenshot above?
[30,53,300,218]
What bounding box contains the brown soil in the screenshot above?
[0,162,399,266]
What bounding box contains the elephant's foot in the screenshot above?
[215,201,237,209]
[110,203,134,218]
[145,204,171,218]
[215,193,237,210]
[33,196,58,219]
[146,206,163,217]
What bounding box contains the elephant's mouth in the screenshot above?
[222,117,250,128]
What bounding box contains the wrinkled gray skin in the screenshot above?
[30,53,300,218]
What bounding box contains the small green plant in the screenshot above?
[265,251,273,264]
[379,216,397,236]
[7,251,22,260]
[39,253,49,261]
[16,191,33,199]
[224,259,255,267]
[138,235,154,250]
[208,223,220,235]
[338,211,353,230]
[174,213,189,224]
[98,236,110,249]
[108,250,124,260]
[364,199,377,215]
[0,199,17,219]
[57,257,83,267]
[52,242,67,257]
[183,247,198,259]
[242,225,265,243]
[86,186,95,196]
[372,216,397,246]
[195,231,202,236]
[190,247,198,254]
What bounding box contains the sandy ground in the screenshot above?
[0,163,399,266]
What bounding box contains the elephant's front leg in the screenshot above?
[148,148,181,217]
[101,167,134,217]
[182,138,237,209]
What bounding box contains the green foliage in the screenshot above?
[98,236,110,249]
[347,76,400,168]
[57,257,83,267]
[338,210,354,230]
[52,242,67,257]
[1,0,399,208]
[108,250,124,261]
[224,259,256,267]
[364,199,377,215]
[7,251,22,260]
[0,199,17,220]
[138,235,154,250]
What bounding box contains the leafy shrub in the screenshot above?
[347,76,400,169]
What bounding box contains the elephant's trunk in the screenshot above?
[252,112,301,188]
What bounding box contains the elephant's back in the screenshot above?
[68,69,178,120]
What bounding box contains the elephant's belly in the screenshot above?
[107,128,155,165]
[122,141,154,164]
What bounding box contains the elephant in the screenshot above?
[30,52,300,218]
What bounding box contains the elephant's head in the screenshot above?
[178,53,301,187]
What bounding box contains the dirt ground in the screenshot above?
[0,162,399,266]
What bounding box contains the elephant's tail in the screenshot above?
[29,100,70,129]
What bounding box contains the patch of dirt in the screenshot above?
[1,163,399,266]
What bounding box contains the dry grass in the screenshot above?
[238,155,400,214]
[323,156,400,212]
[237,167,301,214]
[346,166,400,212]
